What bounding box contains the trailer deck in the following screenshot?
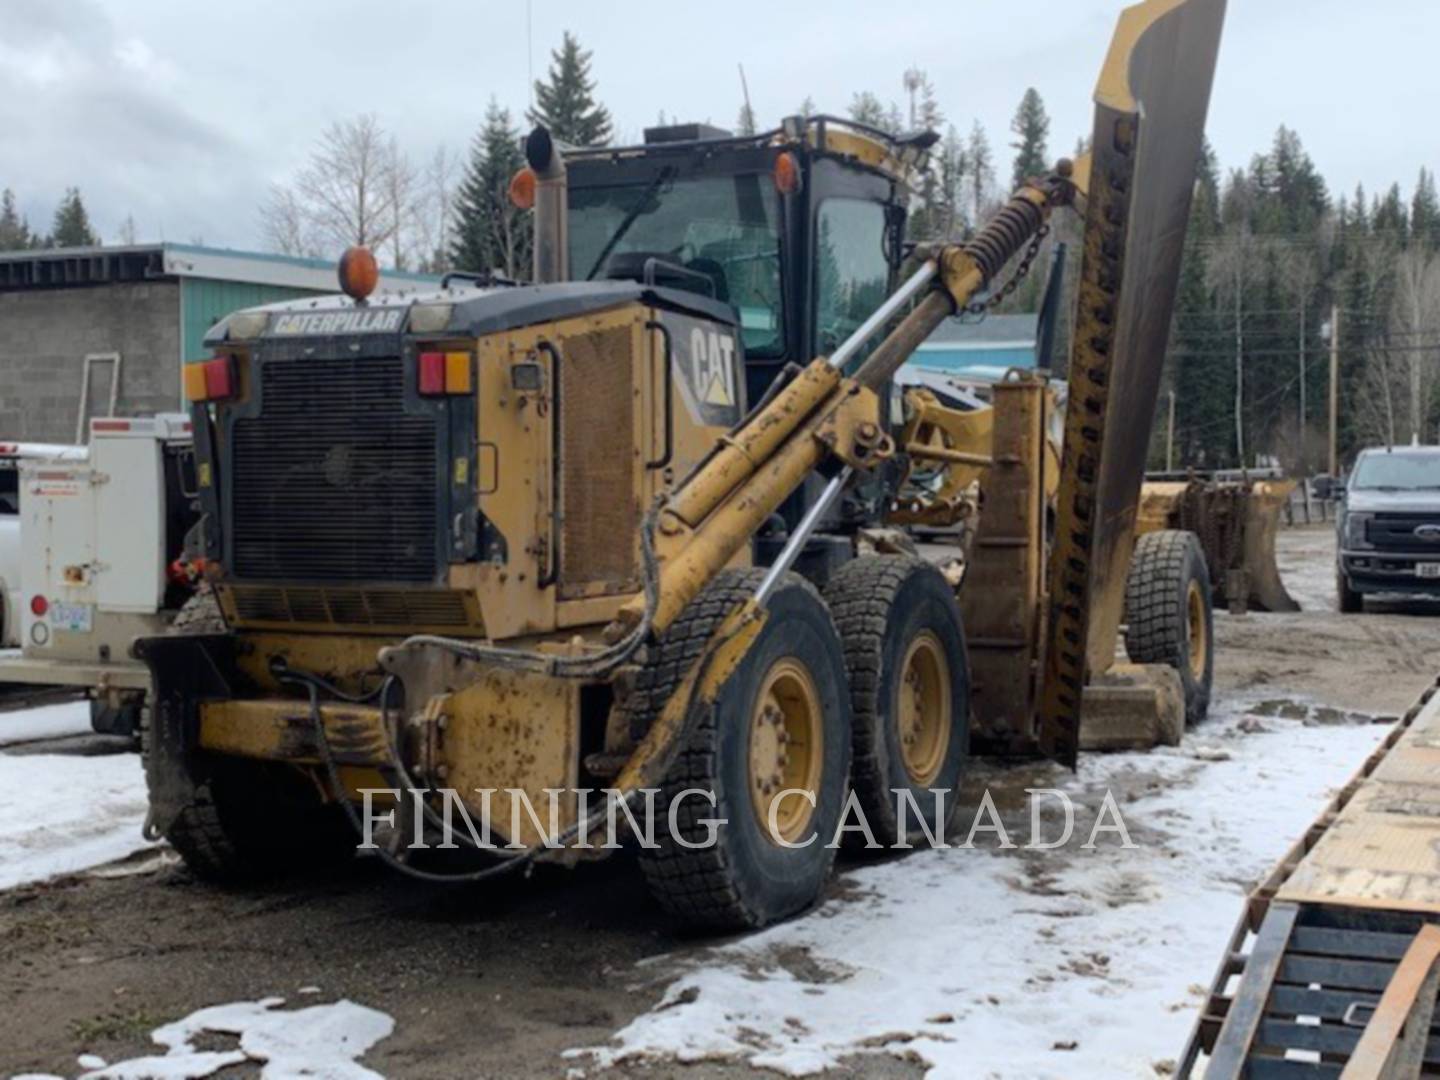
[1185,677,1440,1077]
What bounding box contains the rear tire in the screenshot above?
[1124,530,1213,726]
[825,556,969,849]
[1337,570,1362,614]
[636,570,852,932]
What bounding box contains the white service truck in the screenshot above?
[0,415,200,736]
[0,440,88,648]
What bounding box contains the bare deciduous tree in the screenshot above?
[261,114,417,264]
[1391,244,1440,443]
[259,185,320,258]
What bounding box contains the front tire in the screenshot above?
[146,590,352,883]
[826,556,969,849]
[1337,569,1362,613]
[1124,530,1214,726]
[637,570,852,932]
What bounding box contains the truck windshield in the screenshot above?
[1351,451,1440,490]
[569,173,784,355]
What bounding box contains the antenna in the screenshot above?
[738,63,754,128]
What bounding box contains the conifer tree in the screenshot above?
[528,32,612,147]
[0,189,32,250]
[451,101,531,279]
[51,188,98,247]
[1009,88,1050,188]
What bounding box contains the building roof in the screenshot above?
[918,312,1039,351]
[0,241,438,293]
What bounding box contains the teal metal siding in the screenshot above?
[180,279,322,362]
[911,345,1037,371]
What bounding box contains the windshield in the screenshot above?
[569,173,784,355]
[1350,451,1440,490]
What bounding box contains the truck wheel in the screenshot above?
[635,570,851,932]
[1337,570,1362,614]
[1124,530,1213,726]
[825,556,969,849]
[144,590,351,883]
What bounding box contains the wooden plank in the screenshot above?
[1206,902,1301,1079]
[1279,692,1440,913]
[1341,924,1440,1079]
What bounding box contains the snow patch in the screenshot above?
[573,694,1387,1077]
[0,700,92,747]
[0,749,153,890]
[75,997,394,1080]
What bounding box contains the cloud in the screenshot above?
[0,0,247,244]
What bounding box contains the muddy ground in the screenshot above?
[2,525,1437,1079]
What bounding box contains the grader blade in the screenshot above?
[1136,478,1301,614]
[1040,0,1227,764]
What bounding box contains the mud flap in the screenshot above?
[132,633,239,838]
[1040,0,1227,766]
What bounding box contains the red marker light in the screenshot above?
[418,351,446,396]
[30,595,47,617]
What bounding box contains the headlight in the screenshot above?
[224,311,269,341]
[408,303,454,334]
[1343,511,1373,549]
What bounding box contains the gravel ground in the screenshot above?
[1,526,1436,1079]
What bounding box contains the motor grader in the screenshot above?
[139,0,1227,930]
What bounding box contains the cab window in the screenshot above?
[814,198,891,365]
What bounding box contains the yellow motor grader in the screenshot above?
[137,0,1226,930]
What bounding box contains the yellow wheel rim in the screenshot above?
[897,630,951,787]
[1186,579,1208,680]
[748,658,823,845]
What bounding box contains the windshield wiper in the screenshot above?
[585,168,674,281]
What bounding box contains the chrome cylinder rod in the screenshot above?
[825,262,937,371]
[752,467,854,606]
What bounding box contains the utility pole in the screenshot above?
[1328,303,1340,478]
[1234,262,1245,467]
[1297,296,1306,469]
[1166,389,1176,472]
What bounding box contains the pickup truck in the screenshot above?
[1336,445,1440,611]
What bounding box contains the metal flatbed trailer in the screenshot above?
[1183,677,1440,1078]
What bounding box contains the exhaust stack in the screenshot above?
[525,126,569,284]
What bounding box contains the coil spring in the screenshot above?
[963,195,1046,282]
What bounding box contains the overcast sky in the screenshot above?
[2,0,1434,252]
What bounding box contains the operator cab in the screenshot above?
[564,116,932,407]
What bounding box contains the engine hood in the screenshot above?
[1344,488,1440,513]
[203,280,736,348]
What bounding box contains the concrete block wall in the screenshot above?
[0,281,182,443]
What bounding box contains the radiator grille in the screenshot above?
[1368,513,1440,551]
[230,356,438,583]
[557,325,639,599]
[228,585,473,629]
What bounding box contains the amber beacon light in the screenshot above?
[338,246,379,301]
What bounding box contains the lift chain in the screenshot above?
[964,223,1052,316]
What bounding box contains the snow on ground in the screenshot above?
[572,695,1389,1078]
[0,700,91,747]
[11,997,394,1080]
[0,742,152,891]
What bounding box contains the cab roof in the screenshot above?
[565,114,935,190]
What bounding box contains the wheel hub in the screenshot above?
[1186,579,1209,680]
[897,631,951,787]
[748,658,823,844]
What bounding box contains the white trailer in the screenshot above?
[0,415,199,735]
